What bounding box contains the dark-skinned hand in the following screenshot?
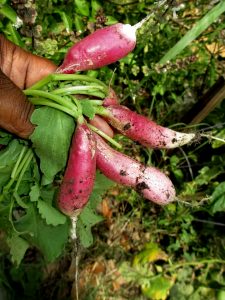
[0,35,114,139]
[0,35,57,138]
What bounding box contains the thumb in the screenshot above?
[0,69,34,138]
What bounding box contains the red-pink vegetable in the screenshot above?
[88,115,114,138]
[57,23,136,74]
[58,121,96,216]
[104,105,196,149]
[103,88,119,106]
[95,134,176,205]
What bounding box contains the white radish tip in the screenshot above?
[165,132,196,149]
[119,24,136,42]
[168,132,196,148]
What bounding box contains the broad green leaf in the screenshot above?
[141,276,174,300]
[15,203,69,262]
[210,182,225,213]
[80,100,96,119]
[37,199,67,226]
[7,233,29,266]
[77,206,103,248]
[77,172,114,248]
[88,172,115,209]
[30,107,75,183]
[40,186,57,205]
[29,184,41,202]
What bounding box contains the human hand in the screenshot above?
[0,35,56,138]
[0,35,113,139]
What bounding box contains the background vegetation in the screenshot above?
[1,0,225,299]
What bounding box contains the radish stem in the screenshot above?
[88,124,122,149]
[29,98,78,118]
[72,96,83,118]
[201,133,225,144]
[94,106,109,116]
[14,149,33,192]
[27,73,108,90]
[2,147,33,195]
[24,90,75,110]
[51,85,107,98]
[27,74,54,90]
[79,99,103,106]
[133,0,168,31]
[11,146,27,179]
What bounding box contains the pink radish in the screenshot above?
[95,133,176,205]
[58,120,96,216]
[88,115,114,138]
[104,105,196,149]
[103,87,119,106]
[57,23,138,74]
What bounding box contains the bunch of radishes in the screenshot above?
[45,21,196,217]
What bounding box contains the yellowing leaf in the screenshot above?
[133,242,168,266]
[141,276,174,300]
[205,42,225,57]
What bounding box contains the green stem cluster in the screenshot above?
[24,73,108,120]
[25,73,121,148]
[26,73,108,92]
[0,146,34,202]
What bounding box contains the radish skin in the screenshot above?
[95,134,176,205]
[58,121,96,216]
[88,115,114,138]
[104,105,196,149]
[57,23,136,74]
[103,88,119,106]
